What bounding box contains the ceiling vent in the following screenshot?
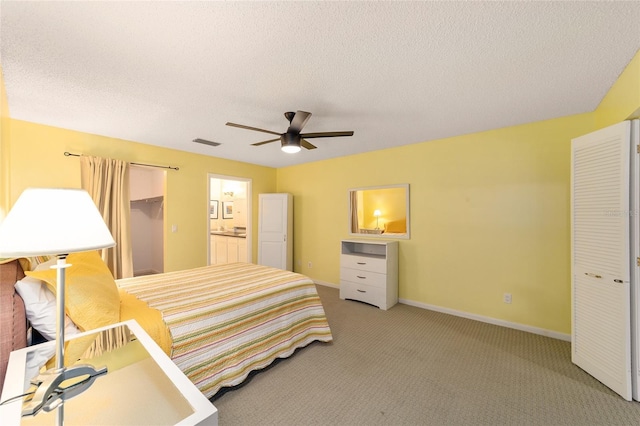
[192,138,221,147]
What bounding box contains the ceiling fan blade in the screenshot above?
[300,131,354,139]
[300,139,317,150]
[251,137,281,146]
[288,111,312,133]
[226,122,281,136]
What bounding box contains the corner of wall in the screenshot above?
[0,64,11,220]
[594,49,640,128]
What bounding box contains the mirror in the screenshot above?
[348,184,410,239]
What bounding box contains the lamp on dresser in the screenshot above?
[0,188,115,424]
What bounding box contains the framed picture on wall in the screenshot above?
[222,201,234,219]
[210,200,219,219]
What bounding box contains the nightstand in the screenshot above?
[0,320,217,425]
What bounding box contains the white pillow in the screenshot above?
[14,276,80,341]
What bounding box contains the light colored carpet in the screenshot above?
[211,285,640,425]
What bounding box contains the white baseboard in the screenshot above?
[313,279,339,289]
[313,280,570,342]
[399,298,571,342]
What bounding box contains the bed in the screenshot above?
[0,253,333,398]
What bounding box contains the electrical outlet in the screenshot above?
[308,261,312,269]
[503,293,512,304]
[172,224,178,233]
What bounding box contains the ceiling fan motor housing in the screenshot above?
[281,132,301,153]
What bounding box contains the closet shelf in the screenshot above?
[131,195,163,204]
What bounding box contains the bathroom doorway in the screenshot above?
[208,174,252,265]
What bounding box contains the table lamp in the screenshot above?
[0,188,115,423]
[373,209,381,230]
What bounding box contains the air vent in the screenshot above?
[192,138,221,147]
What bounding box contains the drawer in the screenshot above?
[340,267,386,288]
[340,280,384,308]
[340,254,386,273]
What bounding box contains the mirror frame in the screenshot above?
[347,183,410,240]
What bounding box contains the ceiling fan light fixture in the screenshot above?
[281,145,301,154]
[281,133,301,154]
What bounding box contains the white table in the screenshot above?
[0,320,218,425]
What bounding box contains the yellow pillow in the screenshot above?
[26,251,120,332]
[384,218,406,233]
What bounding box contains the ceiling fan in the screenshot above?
[226,110,354,153]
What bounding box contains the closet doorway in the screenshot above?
[130,165,165,276]
[208,174,252,265]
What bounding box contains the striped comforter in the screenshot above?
[116,262,333,398]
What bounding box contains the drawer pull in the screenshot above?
[357,262,366,265]
[357,289,366,293]
[357,276,366,279]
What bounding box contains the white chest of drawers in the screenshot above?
[339,239,399,310]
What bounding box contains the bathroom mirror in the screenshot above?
[348,184,410,239]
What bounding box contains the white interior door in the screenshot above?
[258,193,292,270]
[571,121,632,400]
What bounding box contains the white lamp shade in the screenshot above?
[373,210,381,217]
[0,188,116,257]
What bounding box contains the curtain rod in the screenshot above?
[64,152,179,171]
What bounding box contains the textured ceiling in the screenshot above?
[1,1,639,168]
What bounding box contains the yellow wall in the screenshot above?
[0,66,10,221]
[278,113,595,335]
[7,120,277,272]
[277,49,640,337]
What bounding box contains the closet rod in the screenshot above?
[64,152,179,171]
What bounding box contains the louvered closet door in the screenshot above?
[571,121,632,401]
[631,120,640,402]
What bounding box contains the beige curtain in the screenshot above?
[80,156,133,279]
[350,191,360,233]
